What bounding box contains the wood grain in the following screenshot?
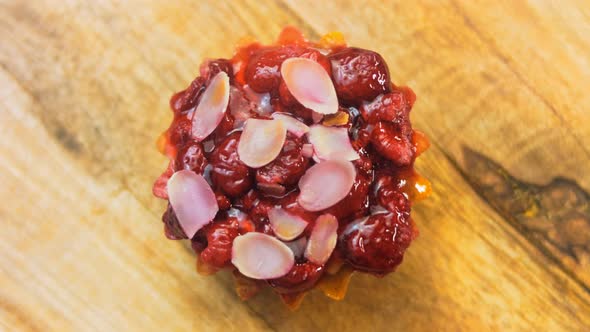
[1,0,589,331]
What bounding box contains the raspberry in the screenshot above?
[370,121,415,166]
[340,209,415,274]
[200,217,239,269]
[209,132,253,197]
[329,47,391,103]
[268,262,324,293]
[360,89,412,124]
[175,141,207,174]
[161,204,188,240]
[256,137,309,187]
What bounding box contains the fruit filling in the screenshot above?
[154,27,430,309]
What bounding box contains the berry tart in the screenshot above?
[153,27,431,309]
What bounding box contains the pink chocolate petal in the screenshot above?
[191,72,230,141]
[304,214,338,265]
[237,119,287,168]
[281,58,338,115]
[271,113,310,138]
[297,159,356,211]
[167,170,219,238]
[268,207,309,241]
[231,232,295,280]
[308,125,359,161]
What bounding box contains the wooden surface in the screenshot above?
[1,1,589,331]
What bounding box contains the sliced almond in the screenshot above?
[308,125,359,161]
[231,232,295,280]
[268,207,308,241]
[281,58,338,115]
[191,72,230,141]
[304,214,338,265]
[167,170,218,238]
[271,113,310,138]
[237,119,287,168]
[301,143,314,158]
[297,159,356,211]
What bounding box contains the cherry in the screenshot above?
[329,47,391,103]
[245,45,301,93]
[200,217,239,269]
[256,137,309,187]
[171,77,207,114]
[175,141,207,174]
[167,114,193,148]
[209,132,253,197]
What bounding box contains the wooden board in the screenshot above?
[1,0,589,330]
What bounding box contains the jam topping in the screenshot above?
[153,27,430,306]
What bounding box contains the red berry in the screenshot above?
[215,191,231,211]
[161,204,188,240]
[172,77,206,113]
[360,90,412,124]
[245,45,300,93]
[200,217,239,269]
[329,47,391,103]
[167,114,193,147]
[249,198,275,233]
[370,121,415,166]
[246,46,330,94]
[213,112,236,144]
[340,208,415,274]
[209,132,254,197]
[200,58,234,82]
[372,175,412,213]
[256,137,309,187]
[175,141,207,174]
[268,262,324,293]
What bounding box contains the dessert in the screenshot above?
[153,27,431,309]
